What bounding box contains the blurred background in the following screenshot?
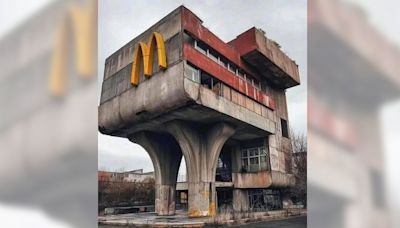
[0,0,399,227]
[309,0,400,228]
[0,0,97,227]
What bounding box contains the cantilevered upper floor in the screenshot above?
[99,6,300,142]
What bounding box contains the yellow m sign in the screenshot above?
[48,0,95,96]
[131,32,167,86]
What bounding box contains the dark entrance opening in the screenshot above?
[217,188,233,211]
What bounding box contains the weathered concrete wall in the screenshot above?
[183,77,276,134]
[99,62,188,132]
[232,171,294,189]
[100,34,183,104]
[232,171,273,188]
[103,8,182,80]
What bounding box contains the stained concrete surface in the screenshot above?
[98,211,306,227]
[232,216,306,228]
[99,216,306,227]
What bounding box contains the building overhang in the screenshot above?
[229,28,300,89]
[98,62,276,140]
[232,171,295,189]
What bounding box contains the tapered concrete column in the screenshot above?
[129,132,182,215]
[167,121,235,217]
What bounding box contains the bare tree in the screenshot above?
[288,129,307,207]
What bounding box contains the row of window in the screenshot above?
[185,63,290,139]
[189,36,262,91]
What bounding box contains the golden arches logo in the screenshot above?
[48,1,96,96]
[131,32,167,86]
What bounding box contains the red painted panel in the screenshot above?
[228,27,258,56]
[184,44,274,110]
[182,8,261,81]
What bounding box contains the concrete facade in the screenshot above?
[308,1,400,228]
[99,6,300,217]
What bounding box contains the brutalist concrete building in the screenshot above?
[99,6,300,217]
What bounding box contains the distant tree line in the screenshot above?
[98,178,155,213]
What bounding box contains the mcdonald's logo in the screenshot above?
[48,0,95,96]
[131,32,167,86]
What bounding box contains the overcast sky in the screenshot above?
[97,0,307,173]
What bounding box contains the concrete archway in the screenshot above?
[166,120,235,217]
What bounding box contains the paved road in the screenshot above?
[99,216,306,228]
[231,216,306,228]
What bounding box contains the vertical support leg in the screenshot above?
[129,132,182,216]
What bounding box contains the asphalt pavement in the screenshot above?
[232,216,306,228]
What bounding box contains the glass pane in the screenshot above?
[250,157,258,164]
[260,148,266,155]
[241,150,247,157]
[250,148,258,156]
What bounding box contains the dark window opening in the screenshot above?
[281,118,289,138]
[217,188,233,210]
[201,71,222,95]
[248,189,282,211]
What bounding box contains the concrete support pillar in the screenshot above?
[233,189,249,212]
[167,121,235,217]
[129,132,182,216]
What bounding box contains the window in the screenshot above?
[227,63,236,74]
[194,40,207,55]
[185,63,200,83]
[281,118,289,138]
[241,146,270,172]
[219,58,228,68]
[208,50,219,63]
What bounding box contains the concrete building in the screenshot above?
[309,1,400,228]
[98,169,154,182]
[0,0,97,227]
[123,169,155,183]
[99,6,300,217]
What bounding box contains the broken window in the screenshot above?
[248,189,282,211]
